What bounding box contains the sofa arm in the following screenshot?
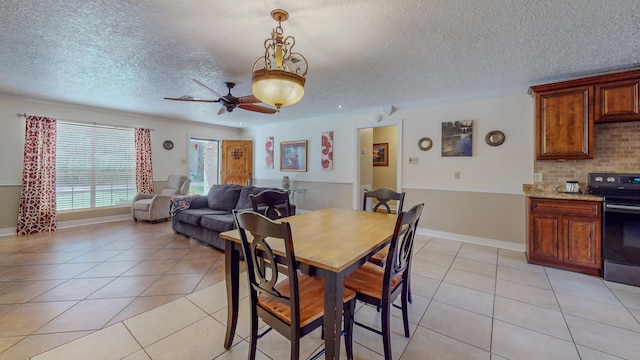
[131,193,155,216]
[149,195,174,220]
[169,195,200,216]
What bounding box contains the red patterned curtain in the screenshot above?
[17,116,57,235]
[135,128,154,194]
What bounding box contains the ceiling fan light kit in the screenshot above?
[252,9,308,112]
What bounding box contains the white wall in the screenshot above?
[402,94,534,193]
[246,93,534,195]
[245,93,535,247]
[0,96,241,229]
[0,96,241,185]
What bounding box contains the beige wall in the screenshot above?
[403,189,526,247]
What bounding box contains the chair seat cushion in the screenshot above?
[200,214,236,233]
[133,199,152,211]
[173,208,226,226]
[344,262,402,300]
[258,273,355,327]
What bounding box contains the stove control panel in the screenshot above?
[589,173,640,189]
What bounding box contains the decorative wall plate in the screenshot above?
[163,140,174,150]
[418,137,433,151]
[485,130,505,146]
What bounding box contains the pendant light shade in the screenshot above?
[252,9,308,112]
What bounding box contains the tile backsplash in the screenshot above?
[534,122,640,188]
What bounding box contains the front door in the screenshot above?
[220,140,253,185]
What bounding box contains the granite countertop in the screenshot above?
[523,184,603,201]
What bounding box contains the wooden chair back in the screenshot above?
[250,189,292,220]
[363,188,405,214]
[233,211,301,325]
[384,203,424,292]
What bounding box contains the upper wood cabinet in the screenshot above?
[595,79,640,123]
[534,86,593,160]
[530,68,640,160]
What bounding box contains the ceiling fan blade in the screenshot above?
[191,79,226,99]
[217,106,227,115]
[238,104,277,114]
[163,96,219,103]
[237,95,261,104]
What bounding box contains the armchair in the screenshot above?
[131,175,190,223]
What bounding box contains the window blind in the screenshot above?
[56,122,136,211]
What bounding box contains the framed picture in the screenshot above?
[265,136,274,169]
[372,143,389,166]
[280,140,308,172]
[321,131,333,171]
[442,120,473,157]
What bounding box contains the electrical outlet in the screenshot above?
[409,157,419,164]
[180,159,187,164]
[454,171,461,179]
[326,200,332,207]
[534,173,543,182]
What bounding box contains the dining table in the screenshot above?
[220,207,398,360]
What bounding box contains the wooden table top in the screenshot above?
[220,208,398,273]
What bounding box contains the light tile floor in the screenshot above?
[1,221,639,359]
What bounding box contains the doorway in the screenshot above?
[353,120,403,209]
[189,137,220,195]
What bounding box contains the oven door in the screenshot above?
[603,201,640,286]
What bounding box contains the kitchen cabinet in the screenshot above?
[595,79,640,123]
[530,68,640,160]
[527,197,602,275]
[534,86,593,160]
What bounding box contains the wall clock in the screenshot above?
[163,140,174,150]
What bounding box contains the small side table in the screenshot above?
[285,188,306,209]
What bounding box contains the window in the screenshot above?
[189,137,219,194]
[56,122,136,210]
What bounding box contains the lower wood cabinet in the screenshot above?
[527,197,602,275]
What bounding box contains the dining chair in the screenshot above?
[362,188,405,264]
[250,189,292,220]
[344,203,424,360]
[362,188,414,303]
[233,210,356,360]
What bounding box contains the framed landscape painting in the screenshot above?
[280,140,307,172]
[442,120,473,157]
[372,143,389,166]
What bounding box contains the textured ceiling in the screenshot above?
[1,0,639,128]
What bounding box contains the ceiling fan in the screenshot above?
[164,79,277,115]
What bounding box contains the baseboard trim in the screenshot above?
[0,214,132,237]
[416,227,525,252]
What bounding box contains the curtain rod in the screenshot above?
[16,113,154,131]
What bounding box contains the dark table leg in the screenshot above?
[224,241,240,349]
[323,272,344,360]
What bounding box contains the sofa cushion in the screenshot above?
[133,199,152,211]
[200,214,236,233]
[235,186,281,210]
[174,208,228,226]
[161,188,178,196]
[207,185,242,210]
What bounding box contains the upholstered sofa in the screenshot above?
[132,175,190,223]
[172,184,294,250]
